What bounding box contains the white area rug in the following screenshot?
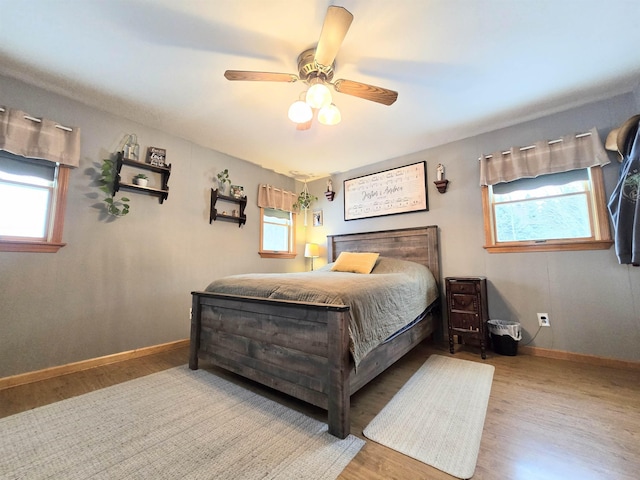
[0,366,364,479]
[363,355,494,479]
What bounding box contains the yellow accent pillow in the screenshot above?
[331,252,380,274]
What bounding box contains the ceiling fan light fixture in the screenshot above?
[318,103,341,126]
[288,100,313,124]
[306,82,332,109]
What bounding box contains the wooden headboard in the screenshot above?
[327,226,441,286]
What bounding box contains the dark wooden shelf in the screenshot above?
[210,188,247,227]
[113,152,171,204]
[120,157,171,175]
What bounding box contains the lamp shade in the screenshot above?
[304,243,320,258]
[288,100,313,123]
[318,103,341,125]
[306,83,332,109]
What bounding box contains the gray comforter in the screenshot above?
[205,257,439,367]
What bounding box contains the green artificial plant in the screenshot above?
[295,182,317,226]
[217,169,230,189]
[100,158,130,217]
[295,181,317,210]
[295,190,317,210]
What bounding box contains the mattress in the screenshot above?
[205,256,439,366]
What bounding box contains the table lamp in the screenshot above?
[304,243,320,271]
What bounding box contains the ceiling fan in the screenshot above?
[223,6,398,129]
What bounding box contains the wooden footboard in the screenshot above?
[190,291,353,438]
[190,291,439,438]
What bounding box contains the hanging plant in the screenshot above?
[295,190,317,210]
[294,182,317,226]
[100,158,130,217]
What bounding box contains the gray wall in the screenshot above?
[0,75,306,377]
[2,72,639,379]
[306,91,640,363]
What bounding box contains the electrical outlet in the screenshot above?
[537,313,550,327]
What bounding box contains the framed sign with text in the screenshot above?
[344,161,428,221]
[146,146,166,166]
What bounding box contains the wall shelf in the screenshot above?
[113,151,171,204]
[210,188,247,227]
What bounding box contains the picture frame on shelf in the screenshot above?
[146,146,166,166]
[230,185,245,198]
[313,209,323,227]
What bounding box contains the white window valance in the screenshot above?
[479,127,609,186]
[0,107,80,168]
[257,184,298,213]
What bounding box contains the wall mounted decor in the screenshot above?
[146,146,166,166]
[216,169,231,194]
[230,185,245,198]
[210,188,246,227]
[434,163,449,193]
[295,181,317,226]
[123,134,140,162]
[344,161,428,220]
[325,179,335,201]
[113,151,171,204]
[313,209,323,226]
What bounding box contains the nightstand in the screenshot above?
[445,277,489,359]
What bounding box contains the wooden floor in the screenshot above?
[1,342,639,480]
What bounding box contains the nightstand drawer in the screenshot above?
[449,312,479,331]
[448,281,477,295]
[450,293,478,313]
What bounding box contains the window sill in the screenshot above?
[483,239,613,253]
[0,240,67,253]
[259,251,297,259]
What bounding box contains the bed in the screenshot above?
[189,226,441,438]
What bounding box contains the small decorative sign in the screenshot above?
[344,161,428,221]
[146,147,166,166]
[230,185,245,198]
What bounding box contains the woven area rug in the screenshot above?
[363,355,494,479]
[0,366,364,479]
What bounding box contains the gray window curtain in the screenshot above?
[479,127,609,186]
[257,184,297,213]
[0,107,80,167]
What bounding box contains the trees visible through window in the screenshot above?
[483,167,612,252]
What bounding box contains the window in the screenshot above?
[259,207,296,258]
[0,151,70,253]
[482,166,612,253]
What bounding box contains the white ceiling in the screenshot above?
[2,0,640,178]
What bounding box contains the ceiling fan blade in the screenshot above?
[224,70,298,82]
[314,6,353,69]
[333,79,398,106]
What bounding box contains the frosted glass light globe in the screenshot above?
[318,103,341,125]
[288,100,313,123]
[305,83,332,109]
